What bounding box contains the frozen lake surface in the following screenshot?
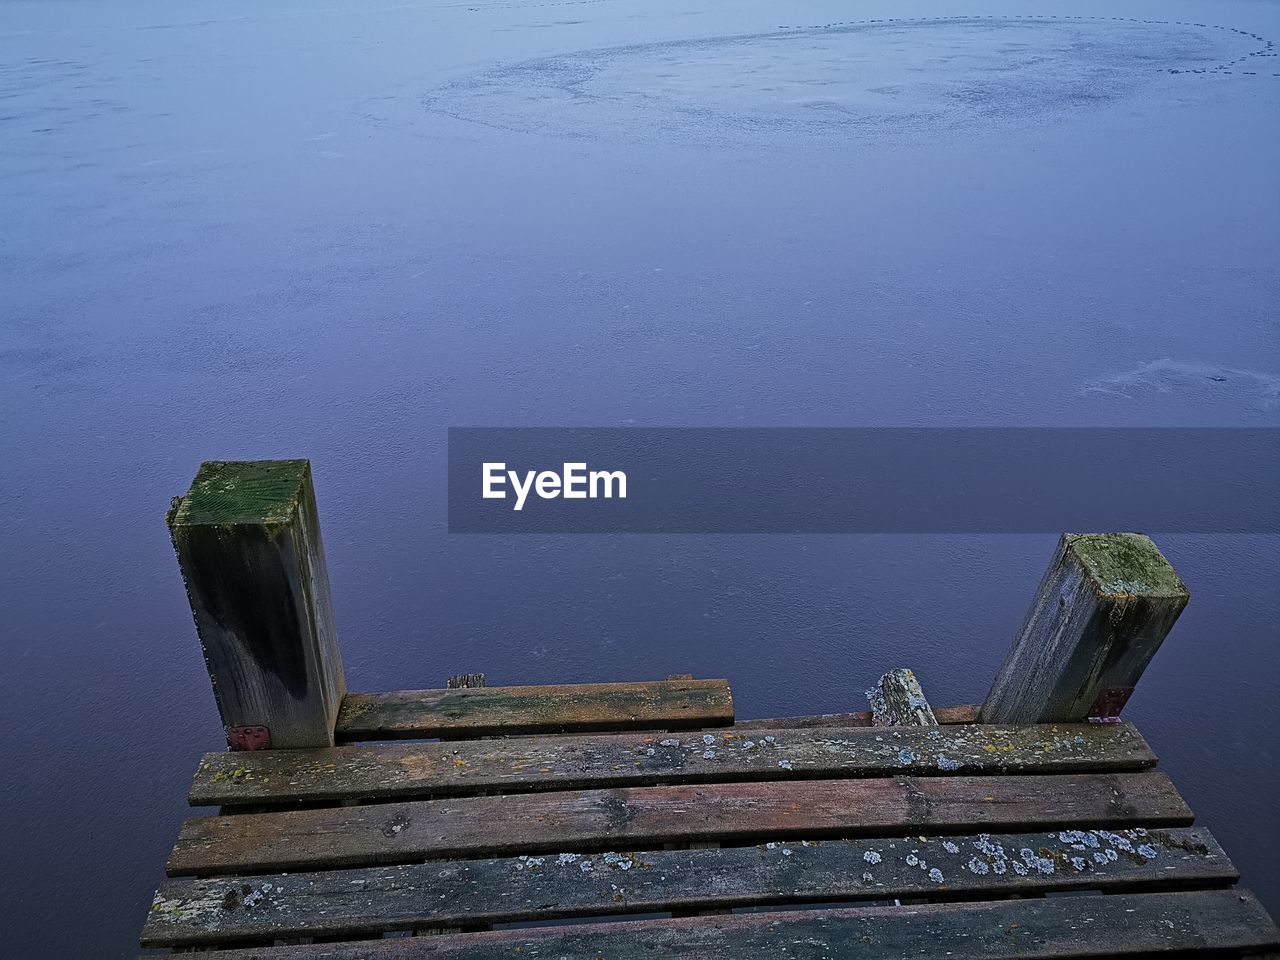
[2,0,1278,954]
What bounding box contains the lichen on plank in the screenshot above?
[142,826,1233,947]
[190,722,1158,806]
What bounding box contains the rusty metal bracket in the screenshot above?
[227,725,271,751]
[1086,687,1134,723]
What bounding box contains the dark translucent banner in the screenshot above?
[447,428,1279,533]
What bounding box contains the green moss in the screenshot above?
[1066,533,1189,598]
[170,460,310,527]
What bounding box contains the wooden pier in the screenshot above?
[141,460,1280,958]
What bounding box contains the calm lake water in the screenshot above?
[2,0,1278,954]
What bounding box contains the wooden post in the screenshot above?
[980,533,1189,724]
[867,668,937,726]
[168,460,346,749]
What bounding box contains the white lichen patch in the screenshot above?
[602,851,636,871]
[777,759,793,770]
[936,754,963,771]
[973,835,1007,862]
[702,735,716,746]
[928,868,944,883]
[702,750,717,760]
[1083,828,1158,861]
[897,748,916,764]
[942,840,960,854]
[150,889,228,928]
[962,834,1023,876]
[251,884,275,907]
[1037,732,1090,755]
[863,850,882,865]
[659,739,680,748]
[1019,848,1055,875]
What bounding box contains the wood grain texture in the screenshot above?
[168,772,1192,876]
[191,722,1158,806]
[868,668,938,725]
[336,679,733,740]
[445,674,485,689]
[138,889,1280,959]
[981,533,1189,724]
[736,704,978,729]
[168,460,345,749]
[143,826,1234,946]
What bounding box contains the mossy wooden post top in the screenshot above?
[1063,533,1190,601]
[169,458,345,750]
[981,532,1189,725]
[168,459,315,528]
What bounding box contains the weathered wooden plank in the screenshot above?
[140,889,1280,959]
[191,722,1157,806]
[982,533,1190,724]
[736,704,978,729]
[168,772,1191,876]
[336,679,733,740]
[142,826,1234,947]
[168,460,346,749]
[868,668,937,725]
